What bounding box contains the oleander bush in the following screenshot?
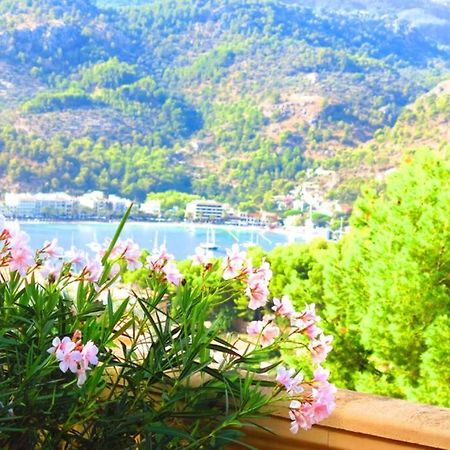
[0,209,335,449]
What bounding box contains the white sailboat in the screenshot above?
[200,226,219,250]
[243,228,257,248]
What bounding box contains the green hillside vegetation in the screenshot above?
[0,0,449,206]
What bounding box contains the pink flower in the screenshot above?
[244,259,272,310]
[301,303,319,324]
[272,296,296,318]
[9,246,34,277]
[309,367,337,422]
[147,244,173,271]
[118,239,142,270]
[246,320,280,347]
[289,400,315,433]
[162,261,182,286]
[309,333,333,364]
[56,342,82,374]
[292,303,322,339]
[81,341,99,366]
[84,258,102,283]
[65,246,85,265]
[41,239,63,258]
[276,366,304,395]
[39,260,63,280]
[190,246,212,266]
[49,335,100,387]
[76,367,87,387]
[246,275,269,310]
[247,320,264,336]
[47,336,71,354]
[109,262,121,279]
[9,227,30,248]
[314,366,330,383]
[222,244,246,280]
[276,366,295,387]
[254,259,272,282]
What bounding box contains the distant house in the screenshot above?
[185,200,224,222]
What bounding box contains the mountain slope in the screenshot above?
[0,0,449,205]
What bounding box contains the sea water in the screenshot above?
[20,222,300,259]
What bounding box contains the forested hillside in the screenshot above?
[0,0,449,205]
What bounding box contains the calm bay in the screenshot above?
[20,222,300,259]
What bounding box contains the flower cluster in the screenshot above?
[273,301,335,432]
[288,366,336,432]
[220,242,335,434]
[190,246,213,268]
[147,244,183,286]
[221,244,272,310]
[0,219,34,276]
[48,331,99,387]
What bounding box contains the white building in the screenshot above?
[3,192,79,218]
[108,194,131,216]
[78,191,107,211]
[140,200,161,217]
[185,200,224,221]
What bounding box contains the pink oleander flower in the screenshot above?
[190,246,213,266]
[254,259,272,282]
[118,239,142,270]
[260,323,280,346]
[309,333,333,364]
[300,303,319,324]
[56,342,82,374]
[147,244,173,271]
[47,336,72,354]
[276,366,304,395]
[109,262,121,279]
[291,303,322,339]
[289,400,315,433]
[246,275,269,310]
[9,246,34,277]
[222,244,246,280]
[76,367,87,387]
[246,320,280,347]
[314,366,330,383]
[272,295,296,318]
[291,317,322,340]
[246,320,264,336]
[39,260,63,280]
[84,258,102,283]
[65,246,85,265]
[49,335,100,387]
[82,341,99,366]
[41,238,63,258]
[162,261,182,286]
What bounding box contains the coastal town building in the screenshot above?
[185,200,224,221]
[140,200,161,217]
[3,192,79,218]
[108,194,132,216]
[78,191,131,217]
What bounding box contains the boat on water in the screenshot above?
[243,228,258,248]
[200,226,219,250]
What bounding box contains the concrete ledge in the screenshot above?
[232,390,450,449]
